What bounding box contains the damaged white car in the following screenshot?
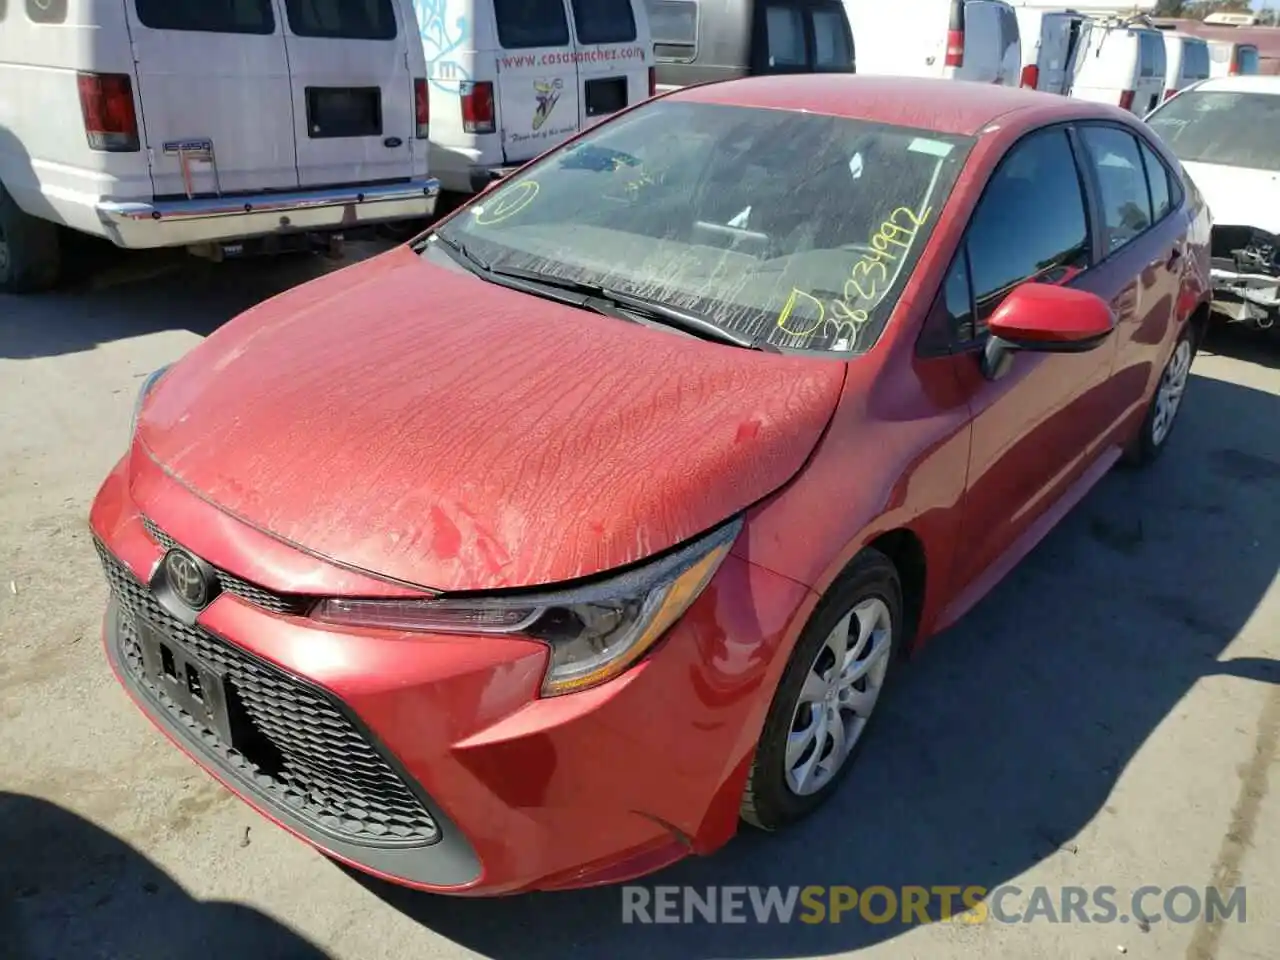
[1147,75,1280,331]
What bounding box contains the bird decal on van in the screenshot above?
[532,78,564,131]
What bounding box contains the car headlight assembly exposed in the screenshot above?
[130,365,171,436]
[312,516,743,696]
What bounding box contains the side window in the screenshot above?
[25,0,67,23]
[1080,126,1153,254]
[284,0,396,39]
[570,0,637,45]
[1138,32,1165,78]
[649,0,698,60]
[1238,46,1259,74]
[493,0,571,48]
[1138,140,1171,222]
[135,0,275,34]
[1184,41,1210,80]
[811,8,852,69]
[962,128,1092,336]
[764,5,807,67]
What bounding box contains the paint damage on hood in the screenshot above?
[136,247,846,592]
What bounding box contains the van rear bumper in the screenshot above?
[94,180,440,250]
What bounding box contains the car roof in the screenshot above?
[1193,75,1280,94]
[669,74,1125,137]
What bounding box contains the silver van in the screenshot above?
[646,0,855,91]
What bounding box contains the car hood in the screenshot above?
[1181,160,1280,233]
[136,247,846,592]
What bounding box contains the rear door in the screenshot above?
[492,0,581,164]
[1134,29,1166,115]
[124,0,299,197]
[567,0,649,131]
[277,0,417,188]
[1035,13,1074,92]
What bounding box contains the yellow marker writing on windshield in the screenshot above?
[776,288,826,337]
[472,180,540,226]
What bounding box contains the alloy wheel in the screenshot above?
[1151,338,1192,447]
[785,597,893,796]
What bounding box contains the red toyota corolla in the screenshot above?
[90,75,1210,896]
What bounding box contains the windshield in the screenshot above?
[1147,90,1280,171]
[431,100,973,355]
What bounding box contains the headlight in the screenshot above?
[311,517,742,696]
[130,365,171,436]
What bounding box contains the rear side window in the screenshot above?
[963,128,1092,334]
[135,0,275,34]
[1138,140,1172,222]
[1080,126,1151,253]
[285,0,397,39]
[812,7,852,69]
[1138,31,1166,79]
[1238,46,1259,74]
[494,0,571,48]
[570,0,637,44]
[649,0,697,58]
[765,5,807,67]
[1183,40,1210,80]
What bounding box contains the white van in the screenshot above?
[413,0,655,196]
[1069,20,1167,116]
[842,0,1021,86]
[1207,39,1260,78]
[0,0,440,294]
[1160,32,1210,102]
[1012,7,1088,94]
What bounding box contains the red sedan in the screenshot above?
[90,75,1211,896]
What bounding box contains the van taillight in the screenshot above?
[1119,89,1136,111]
[414,78,430,138]
[944,0,965,68]
[460,81,496,135]
[77,72,139,152]
[1020,64,1040,88]
[648,66,656,98]
[1163,88,1177,102]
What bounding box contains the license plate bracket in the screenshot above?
[136,618,234,746]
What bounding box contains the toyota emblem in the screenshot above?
[164,549,209,609]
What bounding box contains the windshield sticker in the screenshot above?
[472,180,540,226]
[849,152,864,180]
[775,203,933,349]
[907,138,955,158]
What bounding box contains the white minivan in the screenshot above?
[1161,32,1211,103]
[413,0,655,196]
[0,0,440,294]
[1069,20,1167,116]
[842,0,1021,86]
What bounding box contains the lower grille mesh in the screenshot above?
[96,538,439,847]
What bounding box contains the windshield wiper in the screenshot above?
[485,265,778,352]
[426,230,492,273]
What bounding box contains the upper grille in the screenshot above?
[142,517,309,616]
[96,538,439,847]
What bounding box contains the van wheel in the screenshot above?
[0,184,62,294]
[741,549,903,830]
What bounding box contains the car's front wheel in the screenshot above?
[1124,326,1195,467]
[741,549,902,830]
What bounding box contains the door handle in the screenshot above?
[1166,246,1183,270]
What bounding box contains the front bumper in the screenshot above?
[95,179,440,250]
[90,454,810,895]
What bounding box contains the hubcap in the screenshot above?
[1151,339,1192,447]
[785,598,893,796]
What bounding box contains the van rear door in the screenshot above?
[958,1,1020,86]
[1033,12,1077,93]
[1134,29,1166,115]
[566,0,650,132]
[493,0,582,165]
[277,0,419,188]
[124,0,299,197]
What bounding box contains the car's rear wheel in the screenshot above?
[1124,326,1195,468]
[0,184,61,294]
[741,549,902,830]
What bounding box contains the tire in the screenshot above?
[741,548,903,831]
[0,184,61,294]
[1122,324,1195,468]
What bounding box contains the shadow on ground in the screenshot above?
[0,242,393,361]
[343,363,1280,957]
[0,792,329,960]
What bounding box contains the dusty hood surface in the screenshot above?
[137,247,846,592]
[1182,160,1280,234]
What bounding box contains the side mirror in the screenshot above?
[982,282,1116,380]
